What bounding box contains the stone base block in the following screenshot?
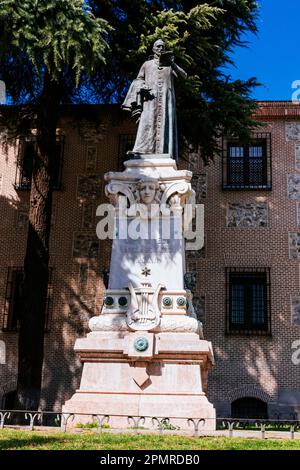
[62,392,216,431]
[62,332,215,431]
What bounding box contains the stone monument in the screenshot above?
[63,39,216,430]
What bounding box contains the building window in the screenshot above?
[15,136,64,190]
[222,133,272,190]
[118,134,136,170]
[226,267,271,335]
[231,397,268,419]
[2,267,53,332]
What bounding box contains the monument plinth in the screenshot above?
[63,39,215,430]
[63,156,215,429]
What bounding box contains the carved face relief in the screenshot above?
[135,179,160,206]
[139,182,157,204]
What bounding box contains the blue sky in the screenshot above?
[227,0,299,101]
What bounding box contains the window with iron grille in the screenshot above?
[2,267,53,332]
[15,136,64,190]
[118,134,136,170]
[225,267,271,336]
[222,133,272,189]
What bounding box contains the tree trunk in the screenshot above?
[16,73,61,410]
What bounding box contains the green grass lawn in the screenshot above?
[0,429,300,450]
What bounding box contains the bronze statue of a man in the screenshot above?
[122,39,187,161]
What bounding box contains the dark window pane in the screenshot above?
[249,158,264,185]
[228,158,244,185]
[249,146,263,158]
[251,283,265,324]
[229,146,244,158]
[230,283,245,324]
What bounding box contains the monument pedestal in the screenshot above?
[63,331,215,430]
[63,157,216,430]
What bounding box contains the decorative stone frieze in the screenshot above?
[227,203,268,228]
[289,232,300,260]
[68,294,95,336]
[105,176,192,211]
[297,203,300,228]
[295,144,300,171]
[191,173,207,200]
[82,202,94,229]
[187,152,198,171]
[193,295,206,324]
[73,233,99,259]
[286,123,300,141]
[288,174,300,200]
[79,263,89,291]
[291,295,300,326]
[16,203,29,229]
[184,271,197,293]
[16,203,55,228]
[78,118,106,144]
[186,236,206,260]
[77,175,102,200]
[86,145,98,172]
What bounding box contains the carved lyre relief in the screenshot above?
[126,283,165,331]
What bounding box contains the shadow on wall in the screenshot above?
[39,255,110,411]
[0,191,27,404]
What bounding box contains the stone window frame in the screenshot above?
[225,267,272,336]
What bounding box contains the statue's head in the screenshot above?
[137,178,159,205]
[153,39,165,57]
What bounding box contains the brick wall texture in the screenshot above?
[1,102,300,418]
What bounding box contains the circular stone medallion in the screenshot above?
[134,337,149,352]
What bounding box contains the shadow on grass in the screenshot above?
[0,433,71,450]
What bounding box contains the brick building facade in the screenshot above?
[0,101,300,418]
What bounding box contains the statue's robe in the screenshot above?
[122,58,186,161]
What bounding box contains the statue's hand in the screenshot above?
[140,87,154,102]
